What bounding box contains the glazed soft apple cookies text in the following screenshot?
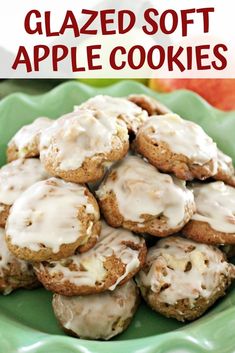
[96,156,195,236]
[6,177,101,261]
[40,109,129,183]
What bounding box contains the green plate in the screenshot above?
[0,81,235,353]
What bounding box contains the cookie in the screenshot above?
[213,149,235,187]
[40,109,129,183]
[52,280,140,340]
[0,158,49,227]
[76,95,148,135]
[6,177,101,262]
[128,94,171,116]
[96,156,195,237]
[135,113,218,181]
[183,181,235,245]
[0,228,38,295]
[34,221,147,296]
[136,236,235,322]
[7,117,53,162]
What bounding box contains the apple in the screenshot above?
[149,79,235,111]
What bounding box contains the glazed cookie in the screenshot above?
[213,149,235,187]
[128,94,171,116]
[136,236,235,322]
[0,158,49,227]
[34,221,147,296]
[52,280,140,340]
[76,95,148,134]
[96,156,195,237]
[183,181,235,245]
[135,113,218,181]
[40,109,129,183]
[7,117,53,162]
[0,228,38,295]
[6,177,101,261]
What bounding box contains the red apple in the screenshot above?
[149,79,235,111]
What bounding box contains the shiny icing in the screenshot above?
[76,94,148,133]
[52,280,138,340]
[0,158,49,206]
[0,228,16,275]
[39,222,144,290]
[6,177,98,253]
[136,236,232,305]
[40,109,128,171]
[139,113,218,167]
[192,181,235,233]
[96,156,194,228]
[8,117,53,156]
[0,228,28,275]
[217,149,234,175]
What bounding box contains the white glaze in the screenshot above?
[6,177,98,253]
[76,95,148,133]
[139,113,218,168]
[0,228,28,276]
[96,156,194,228]
[52,280,138,340]
[191,181,235,233]
[136,236,231,305]
[217,149,234,175]
[40,109,128,171]
[8,117,53,156]
[0,228,15,275]
[0,159,49,205]
[40,222,144,290]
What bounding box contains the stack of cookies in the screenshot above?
[1,94,235,340]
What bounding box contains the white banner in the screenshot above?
[0,0,234,78]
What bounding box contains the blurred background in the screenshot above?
[0,78,235,111]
